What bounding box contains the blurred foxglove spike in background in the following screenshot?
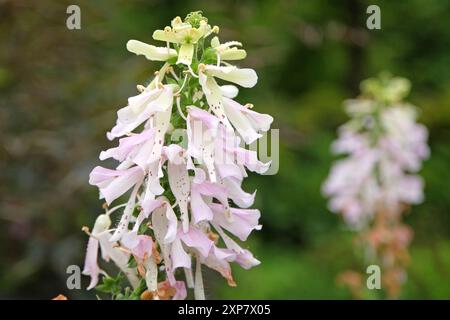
[323,73,430,298]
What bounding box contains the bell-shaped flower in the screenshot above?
[107,85,174,140]
[89,165,144,205]
[197,63,257,128]
[121,233,161,292]
[190,180,230,224]
[220,176,256,208]
[82,214,139,290]
[178,225,237,287]
[200,246,237,287]
[213,224,260,270]
[223,97,273,144]
[209,203,261,241]
[100,129,154,164]
[201,64,258,88]
[215,124,271,175]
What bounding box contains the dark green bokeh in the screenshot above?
[0,0,449,299]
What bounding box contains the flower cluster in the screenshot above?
[323,74,429,298]
[83,12,273,300]
[322,75,429,228]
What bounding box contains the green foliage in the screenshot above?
[96,274,146,300]
[96,273,126,299]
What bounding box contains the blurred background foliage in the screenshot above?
[0,0,449,299]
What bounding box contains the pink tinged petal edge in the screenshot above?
[223,98,261,144]
[121,233,153,260]
[222,177,256,208]
[234,147,271,174]
[90,166,144,205]
[107,87,173,140]
[172,281,188,300]
[190,184,214,224]
[99,129,154,162]
[210,203,262,241]
[171,237,191,270]
[89,166,118,185]
[179,227,213,257]
[82,236,100,290]
[187,105,220,131]
[107,88,161,140]
[216,226,260,269]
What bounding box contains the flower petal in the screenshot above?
[179,227,213,257]
[210,203,261,241]
[89,166,144,205]
[198,73,232,129]
[171,237,191,270]
[172,281,187,300]
[177,43,194,65]
[165,145,190,232]
[107,86,173,140]
[220,85,239,99]
[127,40,177,61]
[223,97,272,144]
[222,177,256,208]
[82,236,100,290]
[100,129,154,162]
[205,65,257,88]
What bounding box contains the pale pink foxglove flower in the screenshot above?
[83,12,273,300]
[323,74,429,298]
[323,77,429,228]
[82,214,139,290]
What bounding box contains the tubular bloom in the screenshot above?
[83,12,272,300]
[323,74,429,298]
